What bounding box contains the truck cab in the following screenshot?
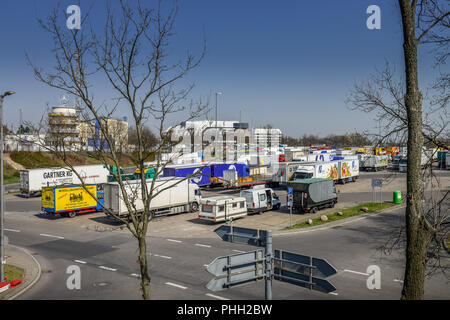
[290,167,314,180]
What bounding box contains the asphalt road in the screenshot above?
[4,205,449,300]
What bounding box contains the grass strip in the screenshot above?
[283,202,398,230]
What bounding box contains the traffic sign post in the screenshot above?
[371,178,383,205]
[273,249,337,293]
[287,187,294,228]
[206,249,265,292]
[208,226,338,299]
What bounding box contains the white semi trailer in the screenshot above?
[291,160,359,184]
[20,164,110,197]
[103,177,201,217]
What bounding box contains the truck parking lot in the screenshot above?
[5,167,450,240]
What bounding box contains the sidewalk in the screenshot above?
[0,245,41,300]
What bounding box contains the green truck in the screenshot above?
[288,178,337,213]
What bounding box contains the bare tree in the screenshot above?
[26,0,208,299]
[347,0,449,299]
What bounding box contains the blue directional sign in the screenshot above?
[214,225,268,247]
[288,187,293,195]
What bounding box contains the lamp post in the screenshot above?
[215,91,222,129]
[0,91,15,282]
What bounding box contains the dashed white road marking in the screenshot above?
[152,254,172,259]
[206,293,229,300]
[167,239,182,243]
[165,282,187,290]
[74,260,87,264]
[195,243,211,248]
[40,233,64,239]
[99,266,117,272]
[343,269,369,276]
[393,279,404,283]
[329,292,339,296]
[130,273,141,278]
[5,228,20,232]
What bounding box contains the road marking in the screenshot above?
[232,250,245,253]
[165,282,187,290]
[329,292,339,296]
[99,266,117,272]
[167,239,182,243]
[206,293,229,300]
[343,269,369,276]
[152,254,172,259]
[130,273,141,278]
[195,243,211,248]
[74,260,87,264]
[40,233,64,239]
[204,264,209,267]
[393,279,404,283]
[4,228,20,232]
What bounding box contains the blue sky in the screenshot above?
[0,0,442,137]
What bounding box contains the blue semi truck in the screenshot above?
[163,163,250,187]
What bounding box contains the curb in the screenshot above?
[273,204,406,236]
[4,245,41,300]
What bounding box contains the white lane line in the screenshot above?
[393,279,404,283]
[152,254,172,259]
[329,292,339,296]
[167,239,182,243]
[5,228,20,232]
[232,250,245,253]
[195,243,212,248]
[74,260,87,264]
[40,233,64,239]
[165,282,187,290]
[99,266,117,272]
[130,273,141,278]
[206,293,229,300]
[343,269,369,276]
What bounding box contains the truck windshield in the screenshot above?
[291,172,313,180]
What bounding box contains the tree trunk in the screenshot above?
[138,235,151,300]
[398,0,432,300]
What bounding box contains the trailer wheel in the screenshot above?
[190,202,199,212]
[311,207,318,214]
[67,211,77,218]
[60,212,68,217]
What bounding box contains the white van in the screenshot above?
[198,196,247,222]
[240,187,281,214]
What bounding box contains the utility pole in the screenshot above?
[0,91,15,282]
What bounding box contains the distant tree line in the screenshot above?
[281,132,372,147]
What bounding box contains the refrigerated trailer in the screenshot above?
[290,160,359,184]
[103,177,201,217]
[20,164,110,197]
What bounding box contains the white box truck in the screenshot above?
[103,177,201,217]
[360,155,389,172]
[290,160,359,184]
[20,164,110,197]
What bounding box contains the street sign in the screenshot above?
[273,249,337,293]
[214,225,268,247]
[288,187,293,195]
[372,178,382,188]
[207,250,264,277]
[206,249,265,292]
